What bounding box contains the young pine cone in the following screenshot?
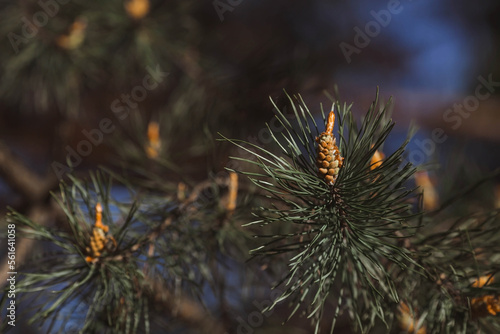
[316,111,343,185]
[85,203,116,262]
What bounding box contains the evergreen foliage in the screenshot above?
[1,83,499,333]
[2,87,500,333]
[223,91,423,332]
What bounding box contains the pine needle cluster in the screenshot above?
[223,90,423,332]
[0,171,219,333]
[2,87,500,334]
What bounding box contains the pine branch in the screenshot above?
[0,168,249,333]
[222,90,423,333]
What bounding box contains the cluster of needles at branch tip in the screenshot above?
[316,110,344,185]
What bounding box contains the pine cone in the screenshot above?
[316,112,343,185]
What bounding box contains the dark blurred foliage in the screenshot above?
[0,0,500,333]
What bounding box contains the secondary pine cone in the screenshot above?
[316,111,343,185]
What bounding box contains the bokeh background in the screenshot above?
[1,0,500,333]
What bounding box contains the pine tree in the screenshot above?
[2,87,499,333]
[1,1,500,334]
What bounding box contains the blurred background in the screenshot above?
[1,0,500,332]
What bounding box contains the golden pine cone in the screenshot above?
[316,133,343,185]
[316,111,343,185]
